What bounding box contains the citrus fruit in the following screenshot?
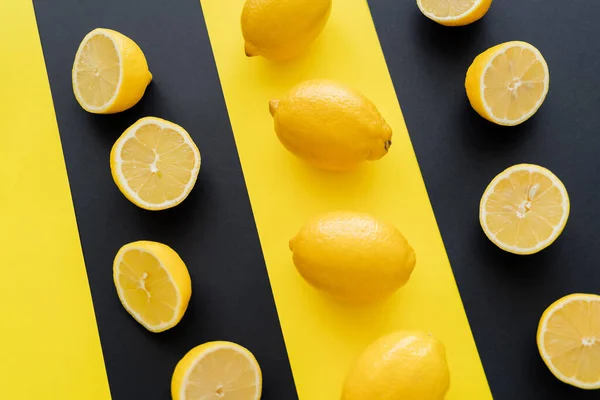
[270,80,392,171]
[172,341,262,400]
[289,211,416,304]
[110,117,201,211]
[537,293,600,389]
[241,0,332,61]
[480,164,569,255]
[417,0,493,26]
[113,241,192,333]
[342,331,450,400]
[72,28,152,114]
[465,41,549,126]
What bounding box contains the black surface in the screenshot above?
[368,0,600,399]
[33,0,297,398]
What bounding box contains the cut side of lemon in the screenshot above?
[465,41,549,126]
[416,0,493,26]
[537,293,600,390]
[113,241,192,333]
[110,117,201,210]
[171,341,262,400]
[480,164,569,255]
[72,28,152,114]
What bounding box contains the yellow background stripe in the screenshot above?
[0,2,111,398]
[200,0,492,398]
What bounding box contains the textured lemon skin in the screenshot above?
[417,0,492,27]
[113,241,192,333]
[171,341,263,400]
[465,41,549,126]
[342,331,450,400]
[536,293,600,390]
[72,28,152,114]
[465,42,505,124]
[241,0,332,61]
[271,80,393,171]
[289,211,415,304]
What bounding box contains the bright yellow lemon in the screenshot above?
[537,294,600,389]
[290,211,416,304]
[480,164,569,254]
[172,341,262,400]
[417,0,493,26]
[72,28,152,114]
[466,41,549,126]
[342,331,450,400]
[270,80,392,171]
[113,241,192,333]
[241,0,332,60]
[110,117,201,210]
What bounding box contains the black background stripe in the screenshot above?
[33,0,297,398]
[368,0,600,398]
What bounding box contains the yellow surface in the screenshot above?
[200,0,492,398]
[0,2,111,399]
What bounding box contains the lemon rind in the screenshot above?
[479,42,550,126]
[537,293,600,390]
[479,164,569,255]
[113,243,184,333]
[111,117,201,210]
[178,343,262,400]
[72,28,123,113]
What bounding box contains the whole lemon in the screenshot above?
[289,211,415,304]
[241,0,332,61]
[270,80,393,171]
[342,331,450,400]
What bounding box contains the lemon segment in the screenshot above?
[537,294,600,390]
[479,164,569,255]
[241,0,332,60]
[171,341,262,400]
[417,0,493,26]
[72,28,152,114]
[342,331,450,400]
[113,241,192,333]
[110,117,201,210]
[290,211,415,304]
[465,41,549,126]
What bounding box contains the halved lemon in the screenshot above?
[72,28,152,114]
[110,117,201,210]
[113,241,192,333]
[416,0,493,26]
[537,293,600,389]
[172,341,262,400]
[465,41,549,126]
[479,164,569,254]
